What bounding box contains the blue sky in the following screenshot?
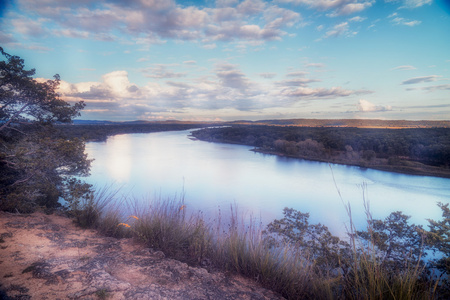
[1,0,449,121]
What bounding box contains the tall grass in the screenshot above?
[337,186,432,300]
[210,205,327,299]
[70,184,122,229]
[71,185,444,299]
[129,196,211,264]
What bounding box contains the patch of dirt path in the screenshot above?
[0,211,283,299]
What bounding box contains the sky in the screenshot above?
[1,0,450,121]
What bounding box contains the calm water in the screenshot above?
[84,129,450,236]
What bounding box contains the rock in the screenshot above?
[0,211,284,299]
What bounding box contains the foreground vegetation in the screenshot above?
[192,126,450,178]
[68,187,450,300]
[0,47,90,212]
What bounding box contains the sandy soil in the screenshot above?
[0,211,283,300]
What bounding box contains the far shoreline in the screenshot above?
[251,148,450,179]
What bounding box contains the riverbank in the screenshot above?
[191,126,450,179]
[251,148,450,179]
[0,211,282,299]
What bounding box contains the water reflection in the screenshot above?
[84,130,450,237]
[105,135,132,183]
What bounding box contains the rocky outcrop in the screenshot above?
[0,211,283,299]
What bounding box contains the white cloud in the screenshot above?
[277,0,373,16]
[58,70,144,101]
[282,86,371,99]
[142,65,186,79]
[403,0,432,8]
[348,16,366,22]
[277,77,321,86]
[391,65,416,70]
[287,71,308,77]
[305,63,325,68]
[336,2,373,16]
[357,99,392,112]
[202,43,217,49]
[401,75,441,85]
[322,22,357,39]
[406,84,450,92]
[237,0,266,15]
[53,29,90,39]
[384,0,432,8]
[259,72,277,79]
[388,13,421,26]
[393,18,421,26]
[215,63,252,90]
[419,84,450,92]
[0,30,16,43]
[11,15,48,36]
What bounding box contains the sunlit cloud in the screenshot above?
[357,99,392,112]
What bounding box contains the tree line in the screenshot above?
[56,123,208,142]
[192,125,450,177]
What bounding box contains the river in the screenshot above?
[84,129,450,236]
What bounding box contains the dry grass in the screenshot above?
[72,185,445,299]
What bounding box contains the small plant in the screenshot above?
[67,184,122,229]
[95,288,110,299]
[79,254,90,262]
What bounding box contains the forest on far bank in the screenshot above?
[55,122,210,142]
[191,125,450,178]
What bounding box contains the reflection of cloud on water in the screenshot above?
[105,135,132,183]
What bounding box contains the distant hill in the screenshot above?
[73,120,118,125]
[73,118,450,128]
[229,119,450,128]
[73,120,221,125]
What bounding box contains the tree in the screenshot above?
[0,47,90,212]
[357,211,426,272]
[427,203,450,275]
[0,48,84,131]
[263,207,351,270]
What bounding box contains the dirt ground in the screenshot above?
[0,211,283,300]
